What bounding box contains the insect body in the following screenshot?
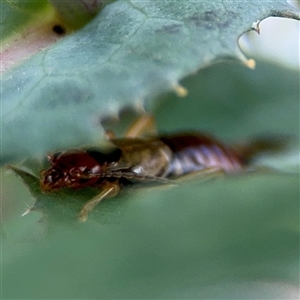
[41,115,244,221]
[41,133,242,190]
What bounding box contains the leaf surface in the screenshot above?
[3,168,299,298]
[2,59,299,298]
[1,0,299,163]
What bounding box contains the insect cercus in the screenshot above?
[40,115,268,221]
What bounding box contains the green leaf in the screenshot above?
[2,58,299,298]
[1,1,299,163]
[2,168,299,298]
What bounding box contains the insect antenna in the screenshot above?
[131,174,174,184]
[106,171,174,183]
[82,170,175,184]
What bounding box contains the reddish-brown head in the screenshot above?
[40,148,122,191]
[41,150,101,191]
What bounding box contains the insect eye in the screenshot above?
[41,168,61,185]
[51,169,63,181]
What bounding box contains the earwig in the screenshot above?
[40,115,270,221]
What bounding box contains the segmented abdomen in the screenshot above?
[160,134,243,177]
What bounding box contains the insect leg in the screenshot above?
[174,167,226,184]
[78,181,120,222]
[125,114,157,138]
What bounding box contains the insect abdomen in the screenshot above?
[160,134,243,176]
